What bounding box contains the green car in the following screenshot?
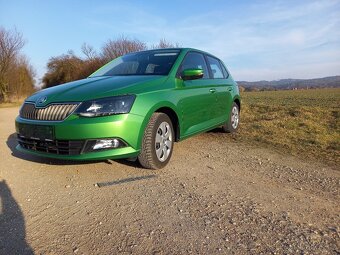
[16,48,240,169]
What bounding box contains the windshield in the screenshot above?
[90,49,181,77]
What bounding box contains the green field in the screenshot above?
[236,88,340,166]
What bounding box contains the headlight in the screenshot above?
[75,95,136,117]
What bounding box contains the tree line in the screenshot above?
[237,76,340,91]
[0,25,179,103]
[42,37,179,89]
[0,27,35,102]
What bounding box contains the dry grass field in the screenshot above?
[1,88,339,166]
[236,88,340,166]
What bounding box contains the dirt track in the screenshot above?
[0,107,339,254]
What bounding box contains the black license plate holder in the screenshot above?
[18,124,55,140]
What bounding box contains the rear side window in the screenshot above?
[179,52,209,78]
[220,61,229,78]
[206,56,224,79]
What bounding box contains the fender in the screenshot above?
[136,100,180,150]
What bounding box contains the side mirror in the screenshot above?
[181,68,204,81]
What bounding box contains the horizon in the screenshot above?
[237,74,340,82]
[1,0,340,84]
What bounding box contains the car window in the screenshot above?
[206,56,224,79]
[179,52,209,79]
[110,61,139,75]
[220,61,230,78]
[90,50,180,77]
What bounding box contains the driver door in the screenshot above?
[176,52,217,137]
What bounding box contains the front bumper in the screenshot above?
[15,113,144,160]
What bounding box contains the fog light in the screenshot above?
[93,139,120,150]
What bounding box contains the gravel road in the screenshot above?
[0,107,339,254]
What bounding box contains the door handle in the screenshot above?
[209,88,216,93]
[227,87,233,91]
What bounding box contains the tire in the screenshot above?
[222,102,240,133]
[138,113,174,169]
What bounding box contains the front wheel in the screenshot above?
[222,102,240,133]
[138,113,174,169]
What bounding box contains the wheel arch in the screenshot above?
[155,107,180,142]
[234,97,241,111]
[136,102,181,150]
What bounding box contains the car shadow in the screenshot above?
[207,127,225,133]
[0,180,34,254]
[6,133,140,168]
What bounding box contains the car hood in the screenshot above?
[27,75,167,106]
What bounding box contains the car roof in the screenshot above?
[131,48,220,60]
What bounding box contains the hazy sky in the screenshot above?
[1,0,340,82]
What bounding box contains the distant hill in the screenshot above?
[237,75,340,91]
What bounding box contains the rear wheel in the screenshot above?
[138,113,174,169]
[222,102,240,133]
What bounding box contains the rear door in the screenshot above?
[205,55,233,123]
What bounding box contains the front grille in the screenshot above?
[17,135,85,155]
[20,103,79,121]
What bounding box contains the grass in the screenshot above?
[235,88,340,167]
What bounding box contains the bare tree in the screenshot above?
[151,38,180,49]
[42,50,104,88]
[101,36,147,61]
[81,43,97,60]
[0,27,25,101]
[7,55,35,100]
[41,37,181,89]
[42,52,84,88]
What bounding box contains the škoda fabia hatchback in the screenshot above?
[16,48,241,169]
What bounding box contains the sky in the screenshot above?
[1,0,340,83]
